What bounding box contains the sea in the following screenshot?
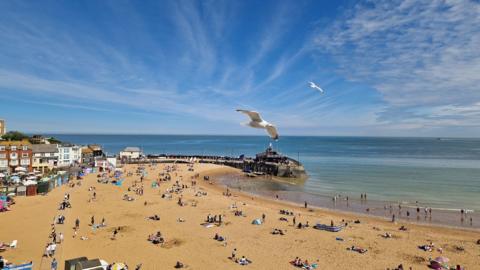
[51,135,480,228]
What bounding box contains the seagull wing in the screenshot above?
[236,109,263,122]
[266,125,279,140]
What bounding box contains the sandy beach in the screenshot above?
[1,163,479,270]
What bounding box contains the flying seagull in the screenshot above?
[236,109,279,140]
[309,81,324,93]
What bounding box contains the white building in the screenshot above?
[31,144,59,173]
[119,147,142,160]
[57,144,81,167]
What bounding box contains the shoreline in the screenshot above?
[207,168,480,233]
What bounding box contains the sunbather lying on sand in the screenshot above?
[147,215,160,221]
[236,256,252,265]
[347,245,368,254]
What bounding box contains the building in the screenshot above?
[0,119,5,136]
[0,140,33,173]
[81,146,94,165]
[31,144,59,173]
[30,135,50,144]
[88,144,104,158]
[95,156,117,170]
[119,147,142,160]
[57,144,81,167]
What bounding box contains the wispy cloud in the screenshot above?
[315,0,480,129]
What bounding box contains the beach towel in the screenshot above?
[4,262,33,270]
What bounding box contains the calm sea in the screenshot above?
[51,135,480,212]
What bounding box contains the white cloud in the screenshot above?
[315,0,480,128]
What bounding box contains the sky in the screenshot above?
[1,0,479,137]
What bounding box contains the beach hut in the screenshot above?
[26,184,37,196]
[16,185,27,196]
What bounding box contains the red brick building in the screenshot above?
[0,140,33,173]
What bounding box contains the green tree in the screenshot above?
[1,131,29,141]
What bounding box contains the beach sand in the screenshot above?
[1,163,479,269]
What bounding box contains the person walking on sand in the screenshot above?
[59,233,64,243]
[231,248,237,261]
[304,201,308,208]
[75,218,80,229]
[112,228,118,240]
[293,216,296,226]
[51,258,58,270]
[392,214,396,223]
[262,213,266,222]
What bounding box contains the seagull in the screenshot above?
[236,109,279,140]
[309,81,324,93]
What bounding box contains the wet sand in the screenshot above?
[0,163,479,269]
[216,173,480,229]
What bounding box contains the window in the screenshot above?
[0,153,5,159]
[10,153,17,159]
[64,154,70,160]
[0,159,7,167]
[9,160,18,166]
[0,146,5,151]
[22,146,28,151]
[22,153,29,158]
[11,146,16,151]
[21,159,30,165]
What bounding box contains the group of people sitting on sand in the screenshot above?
[147,215,160,221]
[279,209,294,216]
[123,194,134,201]
[418,242,436,252]
[148,231,164,245]
[271,228,285,235]
[290,257,317,269]
[213,233,226,242]
[206,214,223,224]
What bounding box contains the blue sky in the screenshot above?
[1,0,479,137]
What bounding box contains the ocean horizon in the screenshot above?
[48,134,480,214]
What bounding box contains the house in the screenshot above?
[0,140,33,173]
[30,134,50,144]
[88,144,104,158]
[119,147,142,160]
[57,144,81,167]
[31,144,59,173]
[81,146,94,165]
[95,156,117,170]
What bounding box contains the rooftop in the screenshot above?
[31,144,58,153]
[123,146,141,152]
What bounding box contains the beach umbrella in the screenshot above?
[15,167,27,172]
[434,257,449,264]
[23,180,37,186]
[0,173,5,178]
[26,176,37,180]
[111,263,127,270]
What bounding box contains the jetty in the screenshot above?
[130,146,307,179]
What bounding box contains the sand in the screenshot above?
[1,163,479,270]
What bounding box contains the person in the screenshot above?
[91,216,95,226]
[293,216,296,226]
[113,228,118,240]
[262,213,266,222]
[231,248,237,260]
[392,214,396,223]
[304,201,308,208]
[174,261,184,268]
[51,258,58,270]
[75,218,80,229]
